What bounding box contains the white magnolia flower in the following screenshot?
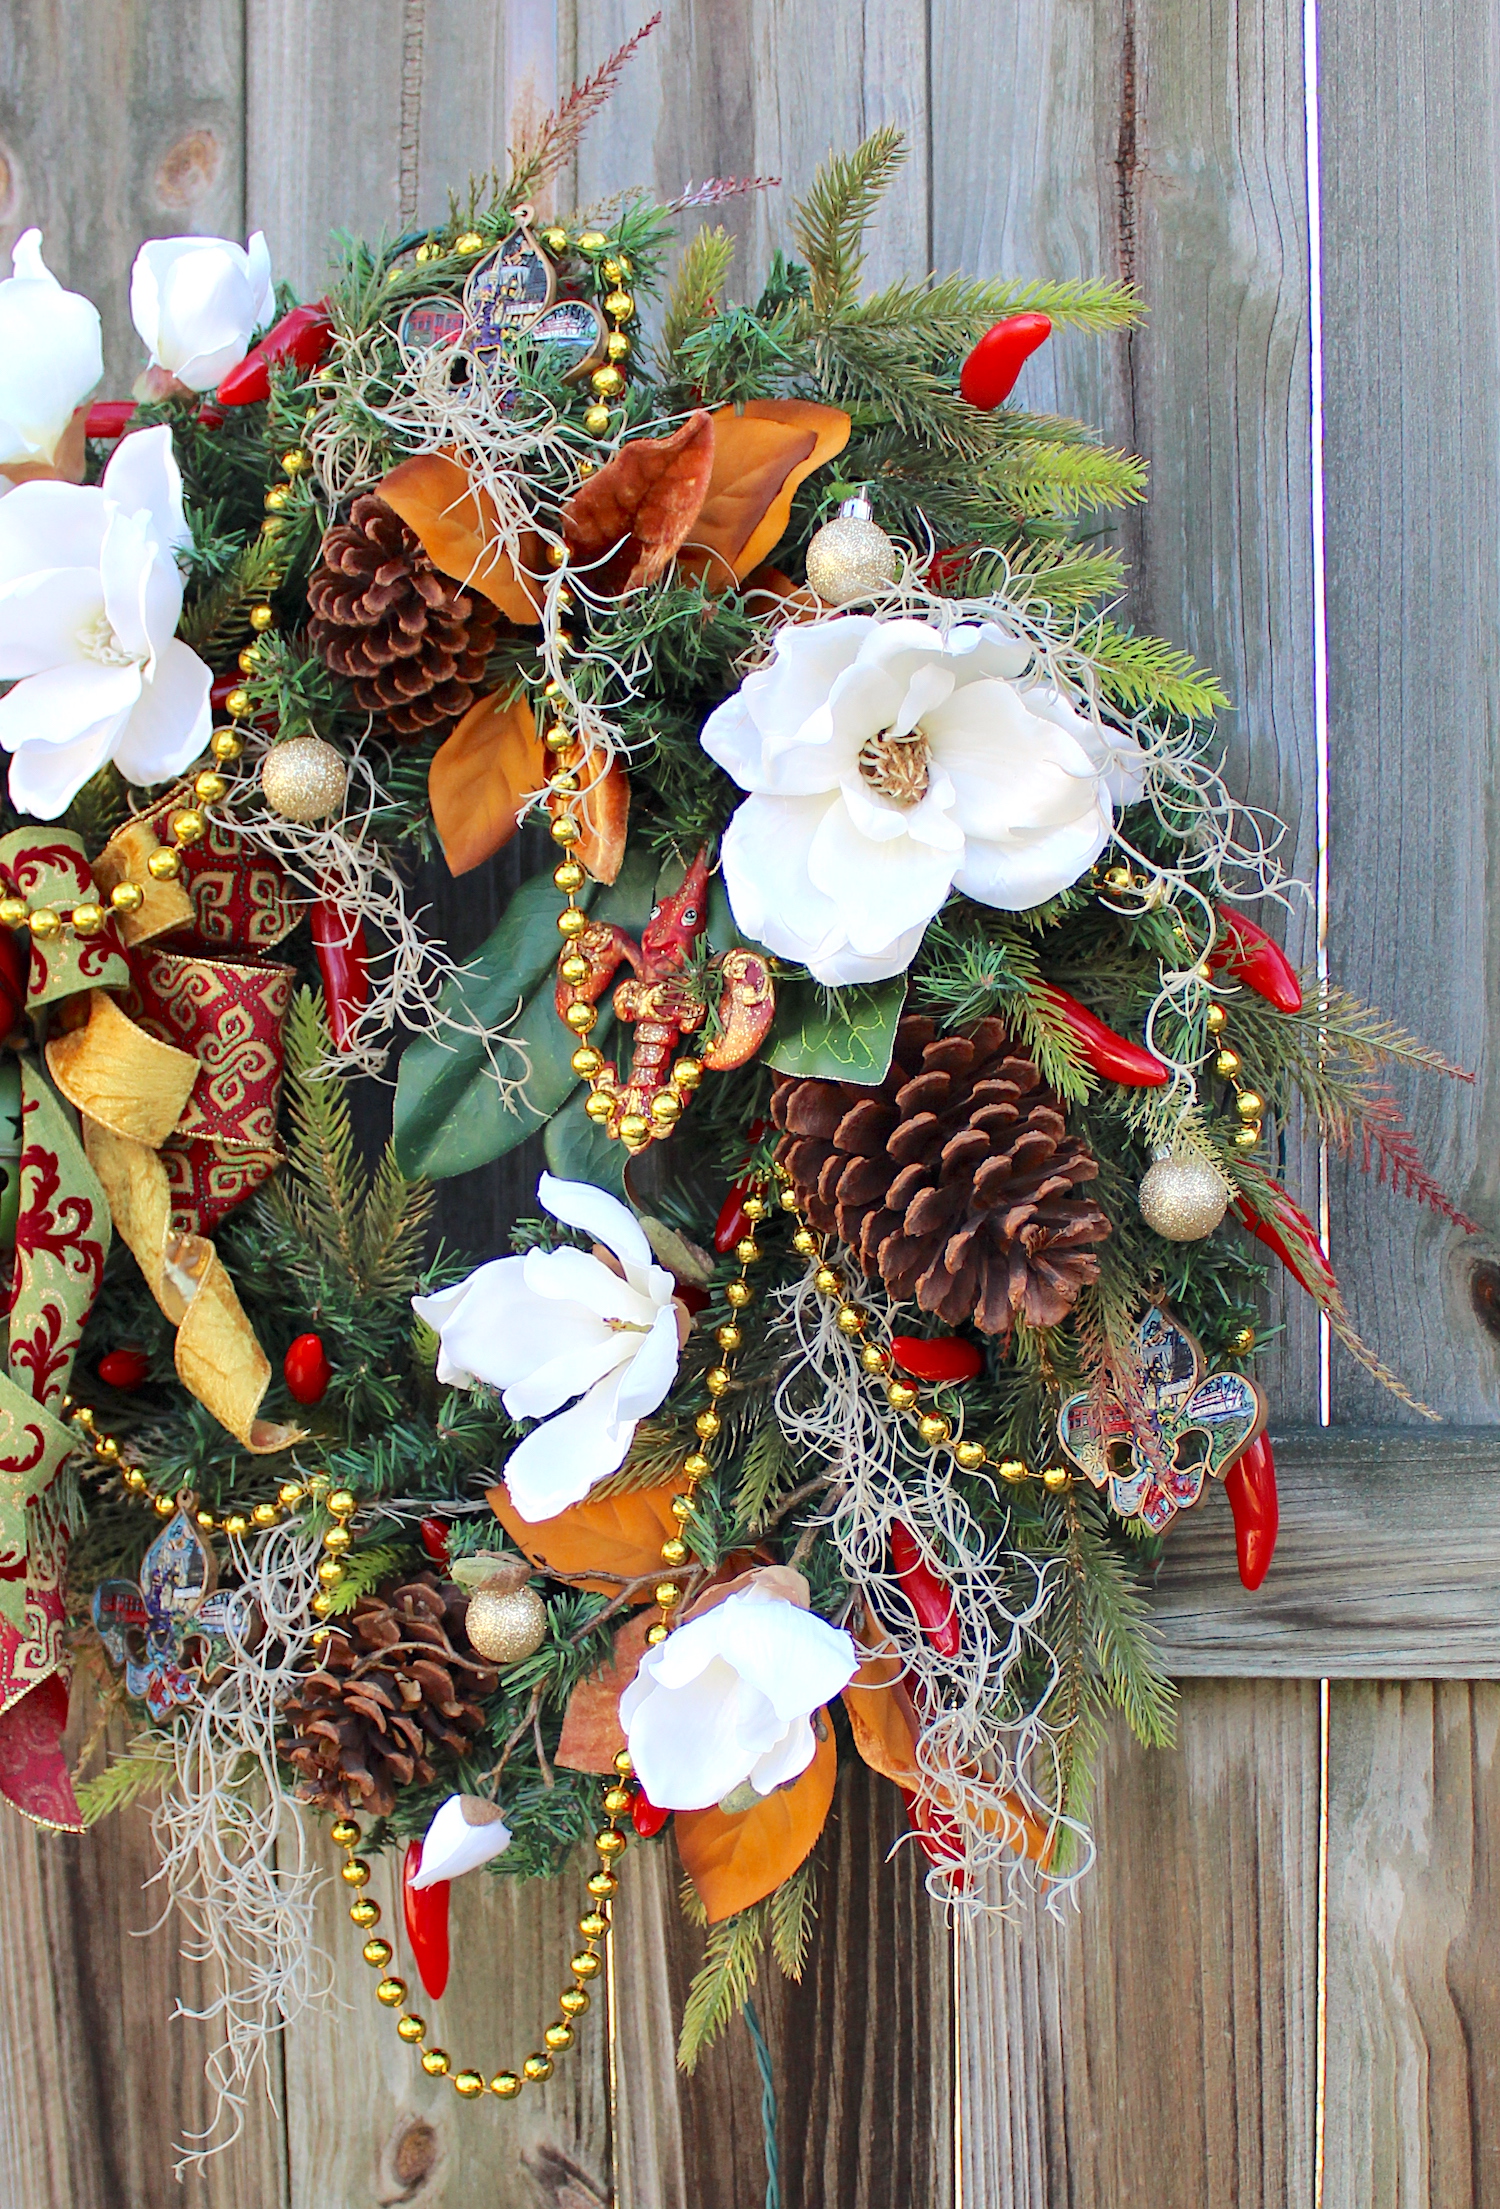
[0,231,103,469]
[410,1794,512,1887]
[0,425,212,817]
[619,1581,858,1811]
[412,1172,683,1523]
[130,231,275,392]
[701,615,1146,985]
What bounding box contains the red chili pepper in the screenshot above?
[283,1331,332,1405]
[402,1840,451,2000]
[1040,986,1170,1087]
[311,898,370,1053]
[1222,1433,1279,1590]
[676,1282,712,1317]
[889,1334,983,1386]
[210,672,239,715]
[84,400,137,441]
[713,1181,754,1254]
[959,313,1053,410]
[97,1348,150,1391]
[1210,909,1303,1014]
[1232,1182,1338,1304]
[631,1787,671,1839]
[216,302,334,407]
[418,1518,451,1567]
[900,1787,970,1890]
[889,1521,961,1658]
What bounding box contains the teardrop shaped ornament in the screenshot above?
[463,218,556,356]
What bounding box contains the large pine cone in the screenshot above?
[306,494,501,739]
[281,1572,499,1818]
[773,1013,1110,1341]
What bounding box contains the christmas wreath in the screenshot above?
[0,22,1473,2162]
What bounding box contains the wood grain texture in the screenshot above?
[1151,1428,1500,1676]
[612,1752,953,2209]
[285,1840,610,2208]
[959,1681,1319,2209]
[1317,0,1500,1424]
[930,0,1321,1424]
[1324,1682,1500,2209]
[0,0,246,387]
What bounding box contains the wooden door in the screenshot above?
[0,2,1496,2203]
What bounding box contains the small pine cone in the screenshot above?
[773,1012,1110,1342]
[306,494,501,739]
[281,1571,499,1818]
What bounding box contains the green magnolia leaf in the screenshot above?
[765,975,907,1085]
[543,1087,627,1197]
[393,845,656,1179]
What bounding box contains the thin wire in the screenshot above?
[1314,1676,1331,2208]
[1303,0,1333,1429]
[743,1997,780,2209]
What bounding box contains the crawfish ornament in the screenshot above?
[555,852,774,1150]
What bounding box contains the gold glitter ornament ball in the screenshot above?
[805,494,897,605]
[260,735,348,823]
[1138,1150,1231,1241]
[465,1583,548,1664]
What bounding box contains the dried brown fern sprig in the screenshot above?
[507,13,663,201]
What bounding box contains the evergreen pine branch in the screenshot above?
[322,1541,407,1615]
[768,1859,818,1982]
[1072,1496,1177,1748]
[994,439,1148,518]
[794,126,908,318]
[845,271,1144,345]
[275,990,368,1279]
[74,1734,174,1826]
[973,542,1126,612]
[661,226,738,366]
[1080,620,1230,719]
[507,13,663,201]
[733,1417,793,1532]
[357,1145,437,1301]
[178,533,285,663]
[677,1903,767,2072]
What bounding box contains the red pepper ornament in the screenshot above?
[84,400,137,442]
[216,302,335,407]
[418,1518,451,1567]
[1209,909,1304,1014]
[283,1332,332,1405]
[1223,1433,1279,1590]
[889,1521,961,1658]
[959,314,1053,410]
[402,1840,451,2000]
[310,897,371,1053]
[1040,986,1170,1087]
[889,1334,983,1386]
[631,1787,671,1839]
[1232,1182,1339,1305]
[97,1349,150,1391]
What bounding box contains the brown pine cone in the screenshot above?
[306,494,501,739]
[281,1571,499,1818]
[773,1012,1110,1342]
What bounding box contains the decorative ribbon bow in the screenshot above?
[0,796,298,1826]
[1056,1305,1265,1532]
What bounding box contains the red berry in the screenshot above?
[959,313,1053,410]
[97,1348,150,1391]
[283,1332,332,1405]
[418,1518,451,1566]
[631,1789,671,1839]
[889,1334,983,1385]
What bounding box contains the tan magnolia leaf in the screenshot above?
[561,410,716,594]
[380,451,542,624]
[679,400,851,586]
[428,689,544,876]
[842,1607,922,1789]
[674,1720,836,1922]
[555,1609,654,1774]
[486,1480,682,1596]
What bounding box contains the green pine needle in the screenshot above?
[768,1859,818,1982]
[677,1903,767,2072]
[794,126,908,318]
[73,1734,175,1827]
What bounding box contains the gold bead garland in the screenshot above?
[773,1168,1070,1492]
[331,1755,632,2102]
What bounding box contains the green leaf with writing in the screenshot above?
[393,845,656,1178]
[765,975,907,1085]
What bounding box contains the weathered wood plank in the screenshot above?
[1324,1682,1500,2209]
[958,1681,1319,2209]
[930,0,1322,1425]
[565,0,931,301]
[613,1751,951,2209]
[1317,0,1500,1421]
[1151,1428,1500,1676]
[285,1837,611,2208]
[0,0,246,389]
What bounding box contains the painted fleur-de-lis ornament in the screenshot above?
[92,1508,253,1720]
[398,205,607,386]
[1056,1305,1265,1532]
